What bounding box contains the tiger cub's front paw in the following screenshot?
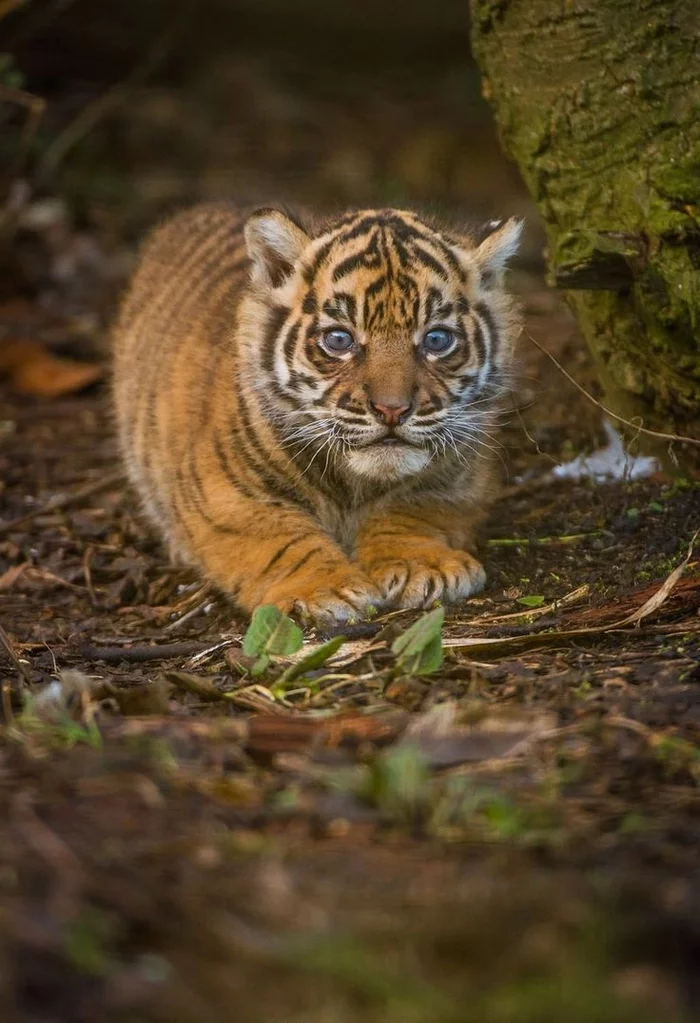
[363,547,486,609]
[262,569,383,627]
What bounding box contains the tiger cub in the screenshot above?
[113,203,522,625]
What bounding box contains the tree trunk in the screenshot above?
[470,0,700,452]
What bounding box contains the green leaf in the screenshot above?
[516,594,545,608]
[364,744,431,818]
[391,606,444,675]
[242,605,303,675]
[274,635,346,689]
[251,655,271,677]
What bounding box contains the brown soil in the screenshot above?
[0,285,699,1023]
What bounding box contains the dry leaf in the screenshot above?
[620,532,697,627]
[0,562,29,591]
[0,338,102,397]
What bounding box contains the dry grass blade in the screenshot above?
[486,533,600,547]
[186,638,239,667]
[469,585,589,626]
[618,531,697,627]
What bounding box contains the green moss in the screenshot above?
[471,0,700,445]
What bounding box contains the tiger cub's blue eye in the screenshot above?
[422,328,454,354]
[321,329,355,354]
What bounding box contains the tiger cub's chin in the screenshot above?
[345,443,433,481]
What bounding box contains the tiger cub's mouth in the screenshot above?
[370,436,416,447]
[344,437,433,480]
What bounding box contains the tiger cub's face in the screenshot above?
[244,208,522,482]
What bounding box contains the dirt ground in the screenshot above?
[1,20,700,1019]
[1,271,699,1022]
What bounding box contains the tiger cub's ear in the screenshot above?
[244,208,311,288]
[473,217,523,281]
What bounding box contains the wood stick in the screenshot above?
[80,641,215,664]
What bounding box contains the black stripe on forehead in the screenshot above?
[396,271,419,307]
[331,230,383,281]
[424,287,441,321]
[380,214,466,278]
[304,211,468,315]
[327,210,363,229]
[361,274,388,328]
[335,214,386,244]
[302,216,385,285]
[330,210,420,248]
[430,235,467,283]
[424,287,456,323]
[302,235,336,284]
[410,243,450,280]
[322,292,357,322]
[362,270,420,330]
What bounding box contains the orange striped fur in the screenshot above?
[113,203,522,624]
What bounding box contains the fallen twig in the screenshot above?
[80,641,213,664]
[487,533,601,547]
[166,670,227,703]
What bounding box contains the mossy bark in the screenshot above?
[470,0,700,448]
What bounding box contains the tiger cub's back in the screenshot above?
[113,203,249,538]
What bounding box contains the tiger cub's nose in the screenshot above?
[368,400,413,427]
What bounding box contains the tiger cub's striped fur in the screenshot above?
[113,203,522,624]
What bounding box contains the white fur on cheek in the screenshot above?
[345,445,432,480]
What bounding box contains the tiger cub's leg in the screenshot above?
[355,505,486,610]
[173,483,381,625]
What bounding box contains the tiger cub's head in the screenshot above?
[243,207,522,482]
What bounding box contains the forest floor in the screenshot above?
[2,8,699,1019]
[0,270,699,1023]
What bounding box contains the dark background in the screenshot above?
[1,0,537,249]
